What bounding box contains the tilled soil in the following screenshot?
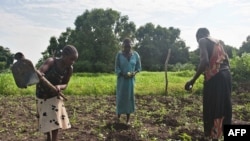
[0,93,249,141]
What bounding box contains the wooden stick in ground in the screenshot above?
[164,48,171,96]
[36,70,67,101]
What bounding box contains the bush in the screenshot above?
[230,53,250,82]
[168,63,195,72]
[230,53,250,92]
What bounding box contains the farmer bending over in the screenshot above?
[36,45,78,141]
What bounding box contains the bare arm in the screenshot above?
[192,38,209,82]
[185,38,209,90]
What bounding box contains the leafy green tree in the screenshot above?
[40,8,136,72]
[169,38,189,64]
[219,40,238,59]
[135,23,189,71]
[230,53,250,93]
[135,23,159,70]
[238,35,250,56]
[230,53,250,82]
[36,28,74,68]
[114,15,136,42]
[67,8,136,72]
[0,46,14,71]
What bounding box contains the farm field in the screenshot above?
[0,93,249,141]
[0,71,250,141]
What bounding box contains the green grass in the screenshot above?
[0,72,37,95]
[0,71,203,96]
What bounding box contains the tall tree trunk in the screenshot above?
[165,49,171,95]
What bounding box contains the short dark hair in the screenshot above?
[196,28,210,39]
[14,52,25,60]
[122,38,132,47]
[62,45,78,56]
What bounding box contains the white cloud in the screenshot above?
[0,0,250,64]
[0,9,62,64]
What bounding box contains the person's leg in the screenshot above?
[51,129,58,141]
[211,117,224,139]
[46,132,51,141]
[116,114,121,122]
[126,114,130,124]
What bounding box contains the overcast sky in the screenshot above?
[1,0,250,64]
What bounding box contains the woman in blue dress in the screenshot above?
[115,38,141,124]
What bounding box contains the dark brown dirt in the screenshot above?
[0,93,249,141]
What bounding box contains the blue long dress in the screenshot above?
[115,51,141,115]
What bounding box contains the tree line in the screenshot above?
[1,8,250,73]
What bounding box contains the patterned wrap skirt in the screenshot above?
[36,96,71,133]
